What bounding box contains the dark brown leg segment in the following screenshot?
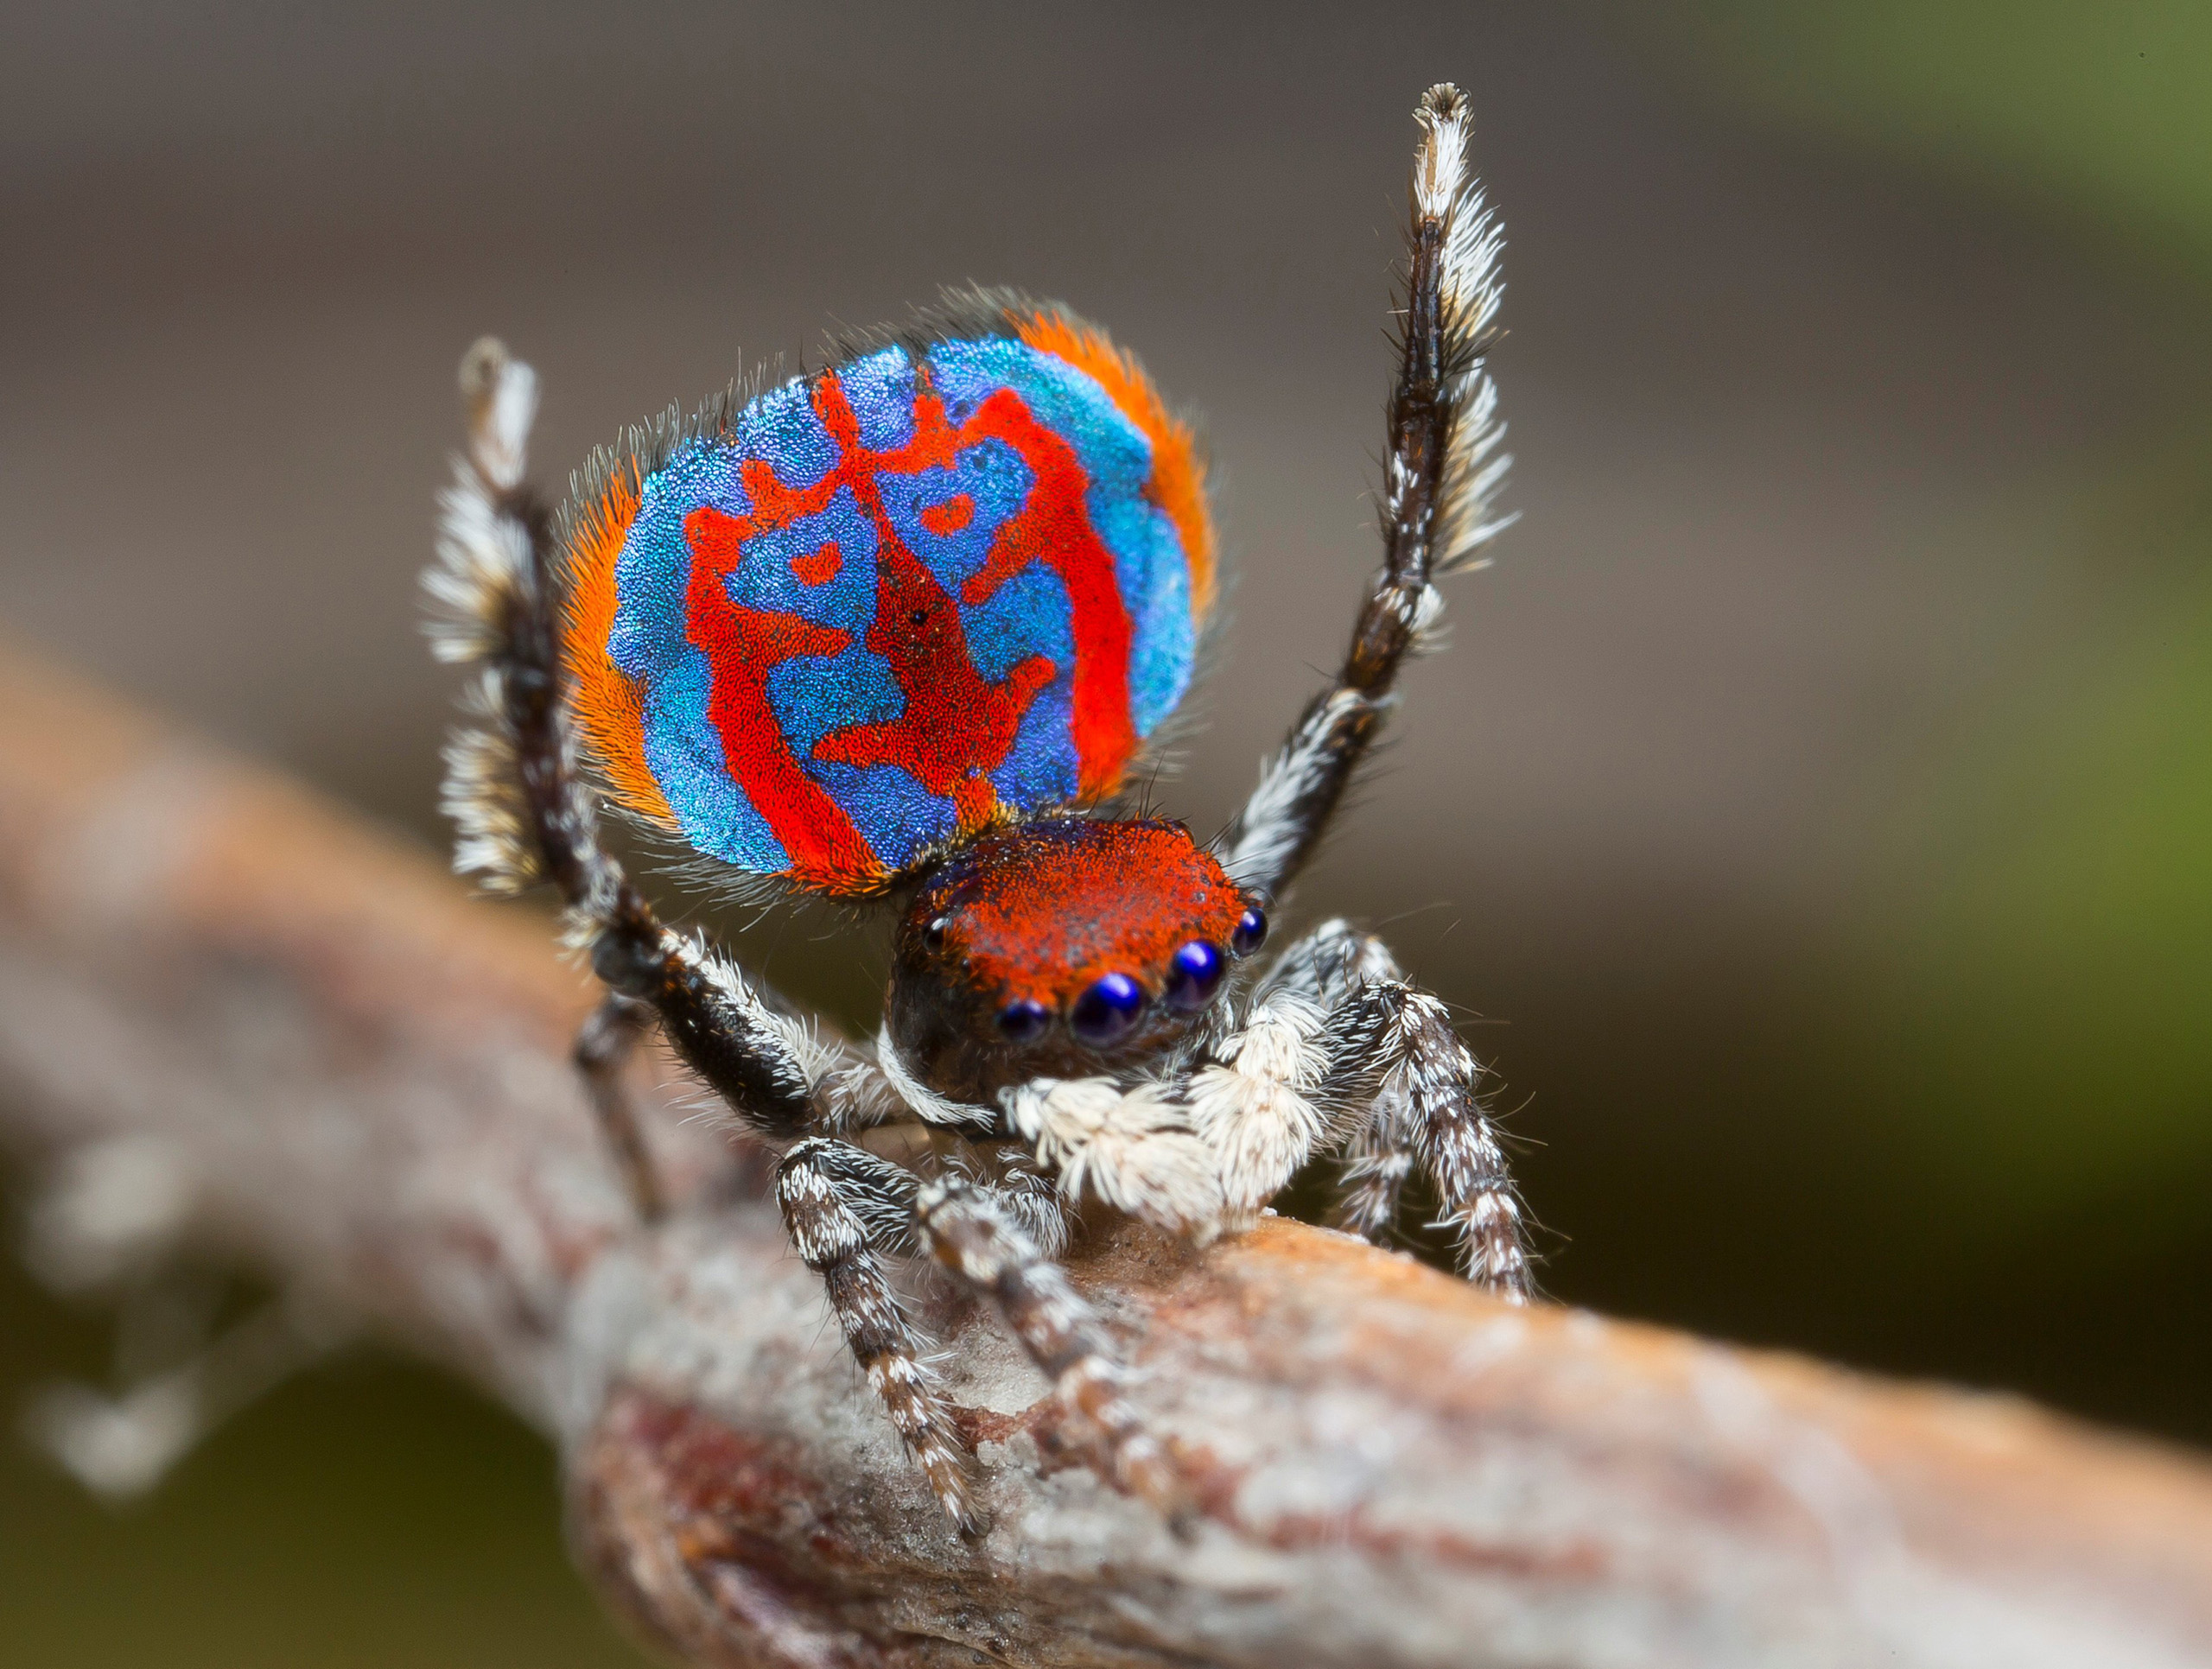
[574,991,664,1223]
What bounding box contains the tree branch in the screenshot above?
[3,643,2209,1669]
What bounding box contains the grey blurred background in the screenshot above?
[5,3,2210,1664]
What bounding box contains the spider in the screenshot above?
[424,82,1527,1533]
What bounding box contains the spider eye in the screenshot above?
[1163,941,1225,1012]
[923,917,950,954]
[1070,973,1145,1046]
[1231,906,1268,958]
[997,999,1052,1043]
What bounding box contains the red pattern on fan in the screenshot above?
[678,369,1139,890]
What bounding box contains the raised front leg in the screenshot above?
[427,338,858,1147]
[1218,83,1511,902]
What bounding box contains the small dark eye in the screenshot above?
[923,917,950,953]
[1070,973,1145,1046]
[1162,941,1225,1012]
[997,999,1052,1043]
[1231,906,1268,957]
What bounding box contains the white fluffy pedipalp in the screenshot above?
[1187,993,1337,1219]
[1000,1077,1224,1238]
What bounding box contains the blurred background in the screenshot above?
[3,3,2209,1663]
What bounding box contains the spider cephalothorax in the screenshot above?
[890,817,1263,1101]
[427,83,1528,1535]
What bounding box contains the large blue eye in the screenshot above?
[1162,941,1225,1012]
[1231,906,1268,957]
[1071,973,1145,1045]
[997,999,1052,1043]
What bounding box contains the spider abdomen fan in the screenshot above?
[563,295,1216,895]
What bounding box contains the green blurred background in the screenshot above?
[3,3,2209,1662]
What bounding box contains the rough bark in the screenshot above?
[2,643,2209,1669]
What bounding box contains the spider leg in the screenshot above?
[1333,1076,1415,1246]
[1218,84,1511,902]
[1366,980,1529,1302]
[917,1175,1186,1522]
[775,1139,983,1533]
[574,992,663,1222]
[1263,920,1531,1303]
[425,339,852,1152]
[992,1150,1074,1260]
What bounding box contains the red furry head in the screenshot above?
[887,818,1262,1101]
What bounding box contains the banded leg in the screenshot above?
[1219,84,1511,901]
[776,1139,980,1533]
[1256,925,1427,1238]
[1335,1078,1415,1244]
[1389,987,1529,1300]
[918,1177,1186,1522]
[1271,922,1531,1302]
[993,1152,1074,1260]
[575,992,663,1222]
[426,338,852,1146]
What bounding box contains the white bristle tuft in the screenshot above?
[459,336,538,494]
[424,466,535,663]
[437,711,543,896]
[423,339,544,666]
[1412,83,1473,222]
[1415,85,1514,577]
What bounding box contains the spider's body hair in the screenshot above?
[874,1032,997,1131]
[1269,919,1530,1298]
[990,1153,1074,1260]
[421,83,1537,1539]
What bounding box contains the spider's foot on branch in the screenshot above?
[777,1139,986,1535]
[918,1177,1197,1532]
